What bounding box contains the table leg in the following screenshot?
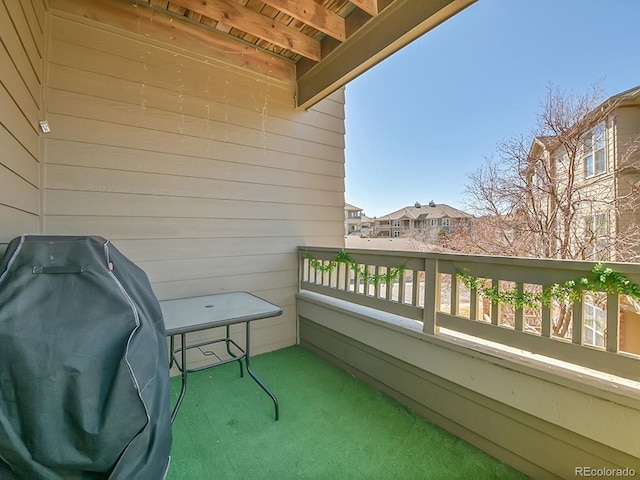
[169,335,175,369]
[244,321,279,421]
[170,333,188,424]
[225,325,244,378]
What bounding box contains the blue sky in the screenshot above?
[344,0,640,217]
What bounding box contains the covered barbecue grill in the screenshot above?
[0,235,172,479]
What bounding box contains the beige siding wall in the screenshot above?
[0,0,45,254]
[579,116,616,248]
[615,106,640,235]
[43,7,346,353]
[550,118,619,258]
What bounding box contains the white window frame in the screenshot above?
[442,218,450,227]
[583,302,606,348]
[583,123,606,179]
[430,219,438,227]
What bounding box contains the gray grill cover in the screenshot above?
[0,235,171,479]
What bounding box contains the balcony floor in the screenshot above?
[167,346,527,479]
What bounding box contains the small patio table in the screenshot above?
[160,292,282,423]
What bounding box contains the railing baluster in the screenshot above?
[342,262,348,290]
[606,293,620,353]
[329,261,334,287]
[515,283,524,332]
[572,299,583,345]
[412,270,418,306]
[491,278,499,326]
[423,258,438,335]
[352,264,358,293]
[346,262,350,291]
[398,269,406,304]
[541,285,551,337]
[374,265,380,298]
[469,286,478,321]
[450,274,459,316]
[322,260,331,286]
[364,264,371,296]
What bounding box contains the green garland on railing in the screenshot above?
[457,263,640,309]
[304,250,405,287]
[305,251,640,308]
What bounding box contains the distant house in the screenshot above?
[528,84,640,261]
[360,214,374,237]
[372,202,472,240]
[344,203,363,236]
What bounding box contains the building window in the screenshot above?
[583,123,606,179]
[393,231,400,238]
[393,220,401,227]
[442,218,450,227]
[430,219,438,227]
[583,302,606,348]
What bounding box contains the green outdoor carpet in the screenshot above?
[167,346,527,480]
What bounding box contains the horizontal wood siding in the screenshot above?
[44,6,346,354]
[0,0,44,253]
[615,106,640,240]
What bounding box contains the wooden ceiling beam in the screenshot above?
[260,0,346,42]
[348,0,380,16]
[169,0,321,61]
[296,0,477,109]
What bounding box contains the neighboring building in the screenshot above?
[344,203,363,235]
[525,85,640,356]
[372,201,472,240]
[360,214,374,238]
[528,84,640,261]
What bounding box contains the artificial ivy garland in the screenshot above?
[457,263,640,309]
[304,250,405,287]
[305,250,640,308]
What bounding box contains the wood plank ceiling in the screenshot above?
[149,0,366,62]
[135,0,478,109]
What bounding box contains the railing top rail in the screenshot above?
[299,246,640,282]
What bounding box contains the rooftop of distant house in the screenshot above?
[374,202,472,220]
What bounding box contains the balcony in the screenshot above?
[167,345,526,479]
[296,247,640,478]
[4,2,639,478]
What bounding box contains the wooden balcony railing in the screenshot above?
[298,247,640,381]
